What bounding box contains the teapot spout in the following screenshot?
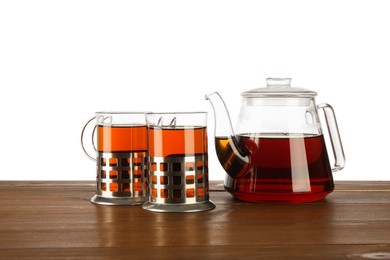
[205,92,250,179]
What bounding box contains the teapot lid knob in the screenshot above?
[266,78,292,88]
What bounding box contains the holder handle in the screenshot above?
[81,116,97,162]
[317,103,345,172]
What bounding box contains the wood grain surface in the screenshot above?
[1,181,390,259]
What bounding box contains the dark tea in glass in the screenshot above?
[97,125,147,153]
[97,125,148,193]
[142,112,215,212]
[148,126,207,199]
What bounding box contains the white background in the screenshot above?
[0,0,389,181]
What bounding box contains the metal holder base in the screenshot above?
[143,154,215,212]
[91,195,147,206]
[142,200,215,213]
[92,151,148,205]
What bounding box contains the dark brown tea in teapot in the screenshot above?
[216,133,334,203]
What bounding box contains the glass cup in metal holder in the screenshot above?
[81,112,148,205]
[142,112,215,212]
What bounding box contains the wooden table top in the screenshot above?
[1,181,390,259]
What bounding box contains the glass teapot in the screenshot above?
[205,78,345,203]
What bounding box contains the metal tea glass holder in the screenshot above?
[142,112,215,213]
[81,112,149,206]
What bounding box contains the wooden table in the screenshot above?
[1,181,390,259]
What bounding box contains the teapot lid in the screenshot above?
[241,78,317,98]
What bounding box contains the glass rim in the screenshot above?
[145,111,207,115]
[95,111,150,115]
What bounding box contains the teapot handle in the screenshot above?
[317,103,345,172]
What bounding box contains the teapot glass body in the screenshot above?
[206,78,345,203]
